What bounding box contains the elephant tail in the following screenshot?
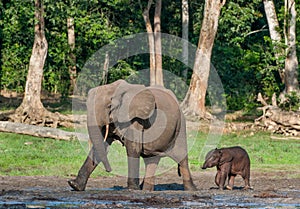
[177,164,181,177]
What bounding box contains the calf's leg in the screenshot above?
[215,170,221,187]
[226,174,236,190]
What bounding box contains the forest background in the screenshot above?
[0,0,299,112]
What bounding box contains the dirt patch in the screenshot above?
[1,170,299,208]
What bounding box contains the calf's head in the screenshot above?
[201,148,233,169]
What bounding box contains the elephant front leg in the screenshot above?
[127,156,140,190]
[226,174,236,190]
[218,170,229,190]
[215,170,221,187]
[178,157,197,191]
[68,148,98,191]
[141,156,160,191]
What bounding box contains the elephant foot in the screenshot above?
[141,180,154,191]
[127,178,140,190]
[183,180,197,191]
[127,184,140,190]
[226,185,233,190]
[68,179,86,191]
[243,185,251,190]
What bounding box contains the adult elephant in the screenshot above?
[68,80,196,191]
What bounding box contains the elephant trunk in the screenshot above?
[87,125,112,172]
[201,164,208,169]
[87,88,112,172]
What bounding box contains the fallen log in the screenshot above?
[255,93,300,137]
[0,121,88,141]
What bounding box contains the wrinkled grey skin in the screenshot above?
[68,80,196,191]
[202,146,251,190]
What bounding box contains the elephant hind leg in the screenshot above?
[141,156,160,191]
[178,157,197,191]
[68,147,98,191]
[243,170,251,190]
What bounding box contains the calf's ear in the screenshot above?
[219,150,233,165]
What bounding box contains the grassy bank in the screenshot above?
[0,131,299,177]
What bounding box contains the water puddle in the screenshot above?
[1,197,299,209]
[1,187,299,208]
[183,194,300,208]
[0,200,142,209]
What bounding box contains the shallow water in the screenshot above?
[1,192,300,209]
[1,176,299,209]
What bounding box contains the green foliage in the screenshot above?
[212,0,287,111]
[0,0,299,112]
[0,1,33,92]
[108,60,137,83]
[279,91,300,111]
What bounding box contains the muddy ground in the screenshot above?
[0,170,299,208]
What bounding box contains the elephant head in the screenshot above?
[86,80,156,172]
[201,148,233,169]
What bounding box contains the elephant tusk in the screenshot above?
[103,124,109,142]
[88,139,92,151]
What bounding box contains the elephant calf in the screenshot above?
[202,146,251,190]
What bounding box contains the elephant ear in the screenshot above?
[219,149,233,165]
[111,83,156,123]
[128,89,156,121]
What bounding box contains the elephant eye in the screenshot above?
[211,155,217,160]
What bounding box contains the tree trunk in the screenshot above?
[154,0,163,86]
[67,17,77,95]
[102,52,109,85]
[14,0,48,124]
[182,0,189,81]
[284,0,299,93]
[139,0,163,86]
[263,0,285,82]
[11,0,73,128]
[140,0,156,86]
[181,0,226,119]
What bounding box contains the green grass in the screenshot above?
[0,131,299,177]
[0,133,86,176]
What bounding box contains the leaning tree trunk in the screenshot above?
[12,0,73,128]
[284,0,299,93]
[263,0,285,82]
[181,0,226,119]
[14,0,48,125]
